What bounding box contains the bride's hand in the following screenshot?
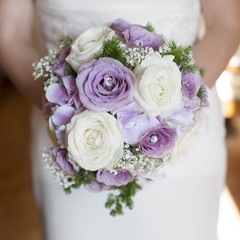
[0,0,44,108]
[193,0,240,88]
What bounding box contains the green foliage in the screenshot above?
[58,35,73,48]
[95,37,134,70]
[199,68,206,78]
[145,23,155,32]
[163,41,198,73]
[66,64,77,76]
[197,85,207,99]
[105,180,142,216]
[64,169,96,193]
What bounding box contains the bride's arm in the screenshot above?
[193,0,240,88]
[0,0,43,107]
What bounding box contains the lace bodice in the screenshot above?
[36,0,200,50]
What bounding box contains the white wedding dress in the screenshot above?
[32,0,227,239]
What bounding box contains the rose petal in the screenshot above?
[62,76,77,93]
[85,181,112,192]
[51,147,77,176]
[122,113,160,145]
[46,83,69,104]
[97,169,134,186]
[110,18,133,36]
[51,105,75,126]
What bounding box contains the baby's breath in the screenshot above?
[33,49,61,90]
[115,143,166,174]
[123,47,154,67]
[42,150,74,189]
[32,49,59,78]
[58,35,73,49]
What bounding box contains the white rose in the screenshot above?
[133,53,182,118]
[169,118,201,163]
[66,26,116,72]
[66,110,123,171]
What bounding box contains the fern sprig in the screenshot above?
[105,179,142,216]
[162,41,198,73]
[64,169,96,194]
[95,37,133,70]
[145,23,155,32]
[197,85,207,99]
[199,68,206,78]
[58,35,73,48]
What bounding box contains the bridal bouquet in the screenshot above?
[33,19,208,216]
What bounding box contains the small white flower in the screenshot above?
[66,110,123,171]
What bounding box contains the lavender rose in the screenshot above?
[123,26,164,51]
[52,45,71,77]
[121,113,160,145]
[110,18,133,37]
[51,147,78,176]
[46,76,82,112]
[76,57,136,112]
[139,126,177,158]
[181,70,208,109]
[97,169,134,186]
[85,181,113,192]
[182,70,202,99]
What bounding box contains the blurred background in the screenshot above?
[0,20,240,240]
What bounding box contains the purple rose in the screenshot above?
[76,57,136,112]
[123,113,160,145]
[139,126,177,158]
[159,108,195,129]
[97,169,134,186]
[62,75,82,111]
[51,147,78,176]
[114,101,142,126]
[52,45,71,77]
[46,76,82,112]
[123,26,164,51]
[85,181,113,192]
[114,101,160,145]
[49,105,75,128]
[181,70,209,110]
[46,83,70,105]
[110,18,133,37]
[181,70,202,99]
[46,75,83,133]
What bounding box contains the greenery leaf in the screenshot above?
[197,85,207,99]
[105,179,142,216]
[145,23,155,32]
[58,35,73,48]
[162,41,198,73]
[199,68,206,78]
[66,64,77,77]
[95,37,133,70]
[64,169,97,192]
[64,186,72,194]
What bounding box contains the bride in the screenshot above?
[0,0,240,239]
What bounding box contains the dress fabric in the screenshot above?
[32,0,227,239]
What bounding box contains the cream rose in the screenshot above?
[133,53,182,118]
[65,110,123,171]
[66,26,116,72]
[169,118,201,163]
